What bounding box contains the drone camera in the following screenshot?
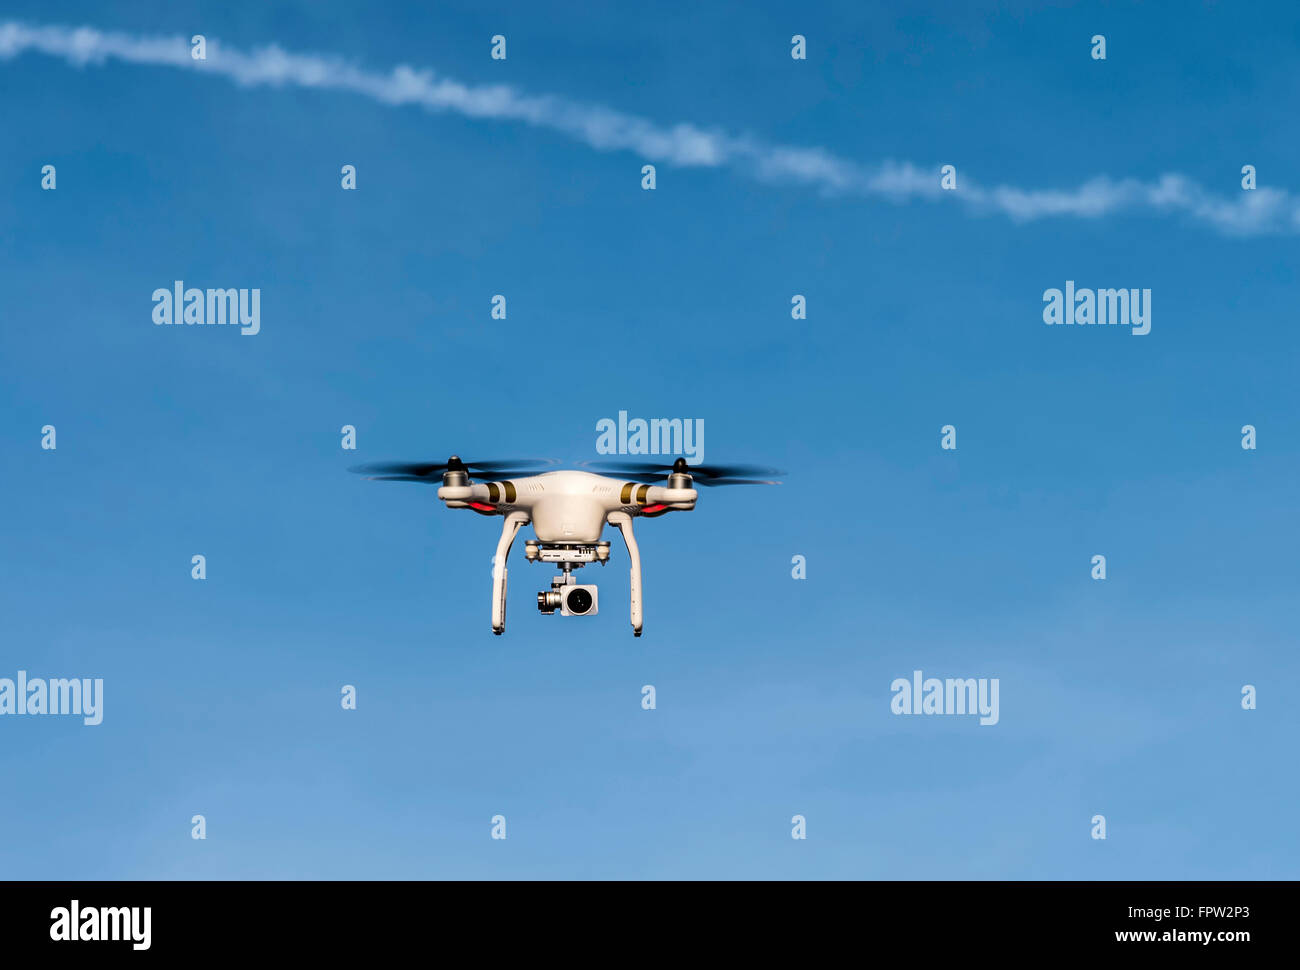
[537,584,598,616]
[562,585,597,616]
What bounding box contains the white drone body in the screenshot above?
[442,467,695,637]
[357,455,780,637]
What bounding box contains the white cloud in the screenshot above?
[2,21,1295,237]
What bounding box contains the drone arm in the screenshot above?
[644,485,697,506]
[491,511,530,635]
[607,511,643,637]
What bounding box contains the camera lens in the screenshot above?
[565,587,593,615]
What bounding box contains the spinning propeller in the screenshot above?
[577,457,784,486]
[351,455,559,483]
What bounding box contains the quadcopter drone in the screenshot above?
[352,455,782,636]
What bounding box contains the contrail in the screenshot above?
[2,21,1294,237]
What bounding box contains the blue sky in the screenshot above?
[1,0,1297,879]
